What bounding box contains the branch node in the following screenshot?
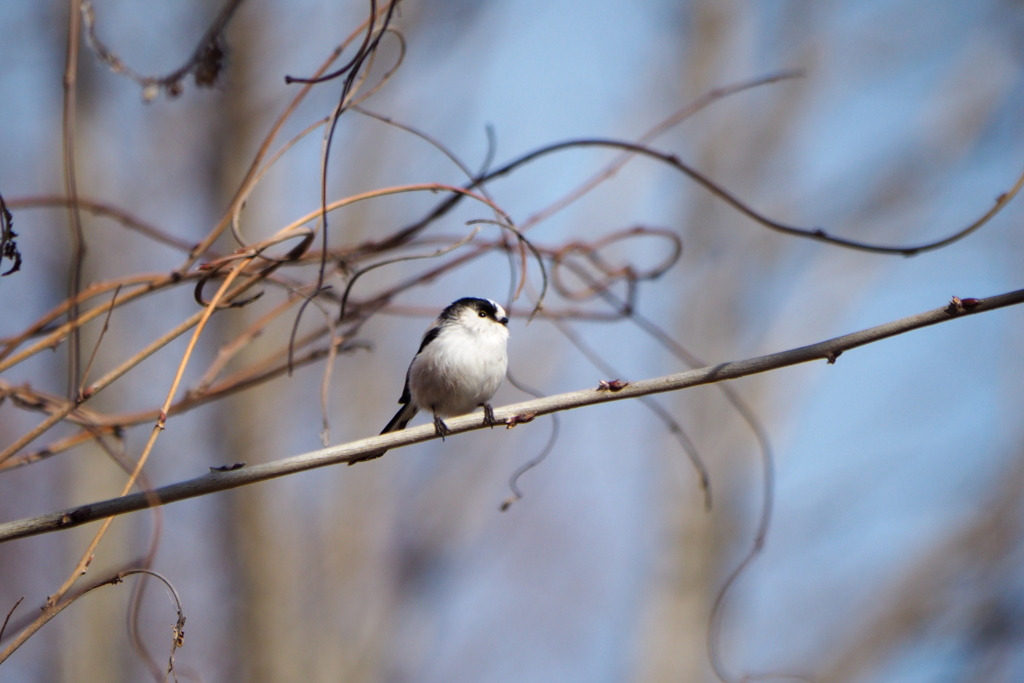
[597,379,629,391]
[209,462,245,472]
[505,412,536,428]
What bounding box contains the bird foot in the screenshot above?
[433,414,451,440]
[482,403,497,428]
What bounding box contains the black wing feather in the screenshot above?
[398,324,442,404]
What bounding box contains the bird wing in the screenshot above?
[352,318,447,464]
[398,324,442,404]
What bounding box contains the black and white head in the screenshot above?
[436,297,510,335]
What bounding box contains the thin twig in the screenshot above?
[383,138,1024,256]
[78,285,121,399]
[63,0,85,399]
[0,597,23,643]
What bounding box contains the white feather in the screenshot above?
[408,303,508,417]
[352,298,509,464]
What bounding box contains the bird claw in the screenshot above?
[482,402,497,428]
[433,414,451,440]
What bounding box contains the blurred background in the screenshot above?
[1,0,1023,681]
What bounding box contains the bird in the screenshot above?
[350,297,510,464]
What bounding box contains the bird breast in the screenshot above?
[408,323,508,417]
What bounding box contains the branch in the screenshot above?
[0,289,1021,545]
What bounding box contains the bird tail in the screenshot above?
[349,403,418,465]
[381,402,418,435]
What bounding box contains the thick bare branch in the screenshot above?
[0,288,1020,545]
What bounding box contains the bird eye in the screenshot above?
[478,310,487,318]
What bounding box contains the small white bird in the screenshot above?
[352,297,510,464]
